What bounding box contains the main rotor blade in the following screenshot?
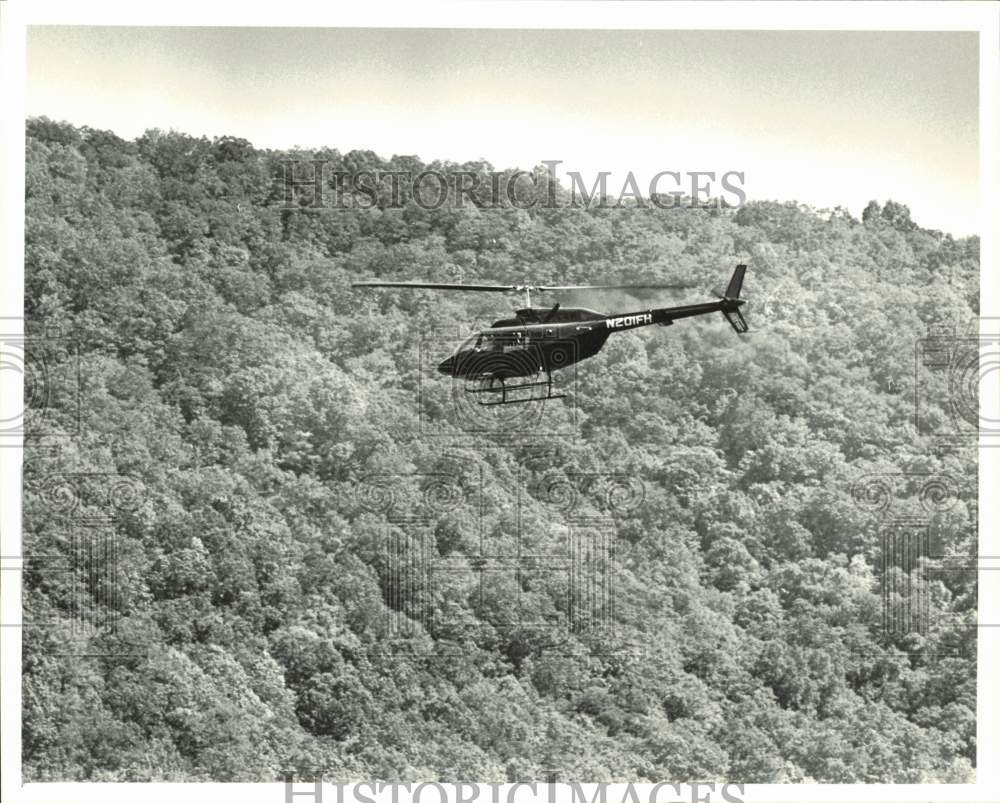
[352,281,517,292]
[353,280,701,294]
[534,283,696,292]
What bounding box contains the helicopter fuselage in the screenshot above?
[353,263,747,403]
[437,300,732,380]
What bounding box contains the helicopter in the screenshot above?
[353,264,747,405]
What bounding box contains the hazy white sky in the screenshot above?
[26,27,980,235]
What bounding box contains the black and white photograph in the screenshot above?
[1,3,998,803]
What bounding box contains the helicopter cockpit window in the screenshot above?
[458,332,484,352]
[459,330,527,353]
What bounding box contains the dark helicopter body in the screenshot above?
[437,306,608,380]
[437,297,744,381]
[355,264,747,405]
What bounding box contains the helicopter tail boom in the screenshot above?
[605,264,749,334]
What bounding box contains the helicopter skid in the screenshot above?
[464,375,565,406]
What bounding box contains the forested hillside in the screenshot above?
[22,118,979,782]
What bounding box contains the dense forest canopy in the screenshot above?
[22,118,979,783]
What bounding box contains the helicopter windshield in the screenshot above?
[458,329,525,353]
[458,332,484,352]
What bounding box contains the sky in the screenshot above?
[26,26,980,235]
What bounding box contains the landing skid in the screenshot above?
[464,371,566,406]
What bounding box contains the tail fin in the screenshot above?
[724,263,746,300]
[721,264,749,333]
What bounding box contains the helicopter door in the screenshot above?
[501,328,526,352]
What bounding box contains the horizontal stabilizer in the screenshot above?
[722,308,749,334]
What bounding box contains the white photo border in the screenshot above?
[1,3,997,803]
